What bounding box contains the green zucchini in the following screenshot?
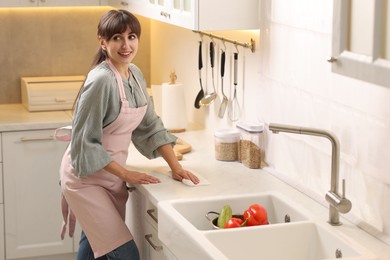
[217,205,233,228]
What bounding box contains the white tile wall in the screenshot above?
[150,0,390,246]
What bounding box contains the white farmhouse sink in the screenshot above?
[204,221,377,260]
[162,191,311,231]
[158,192,377,260]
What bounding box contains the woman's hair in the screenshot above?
[91,9,141,67]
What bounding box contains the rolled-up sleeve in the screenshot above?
[71,69,118,176]
[130,66,177,158]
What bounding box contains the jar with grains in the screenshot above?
[236,121,265,169]
[214,129,240,161]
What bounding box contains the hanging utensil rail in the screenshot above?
[193,30,255,53]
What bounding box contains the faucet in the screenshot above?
[268,123,352,226]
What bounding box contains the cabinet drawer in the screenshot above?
[144,222,165,260]
[145,201,158,229]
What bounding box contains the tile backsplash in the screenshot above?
[0,6,150,104]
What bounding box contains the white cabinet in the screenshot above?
[101,0,129,8]
[2,130,73,259]
[126,188,169,260]
[0,205,4,260]
[128,0,259,30]
[0,0,100,7]
[0,133,4,260]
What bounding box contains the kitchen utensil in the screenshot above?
[205,211,244,229]
[217,50,227,118]
[200,41,217,106]
[228,52,240,121]
[194,41,204,109]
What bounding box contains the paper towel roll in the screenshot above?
[151,83,187,132]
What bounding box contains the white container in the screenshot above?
[236,121,265,169]
[214,129,240,161]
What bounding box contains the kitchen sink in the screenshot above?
[203,221,377,260]
[161,191,311,231]
[158,191,377,260]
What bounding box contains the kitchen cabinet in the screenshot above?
[0,205,4,260]
[126,187,174,260]
[0,133,4,260]
[100,0,129,8]
[2,129,74,259]
[0,0,100,7]
[128,0,259,30]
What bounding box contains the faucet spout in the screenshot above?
[268,123,352,225]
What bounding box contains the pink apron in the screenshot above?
[60,60,147,258]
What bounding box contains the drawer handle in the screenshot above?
[121,1,128,6]
[20,136,55,142]
[160,11,171,19]
[127,186,136,192]
[147,209,158,224]
[145,234,163,252]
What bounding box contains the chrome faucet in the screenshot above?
[268,123,352,225]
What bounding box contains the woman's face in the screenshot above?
[100,26,139,69]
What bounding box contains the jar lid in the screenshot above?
[214,128,240,138]
[236,121,264,133]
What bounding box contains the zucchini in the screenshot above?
[217,205,233,228]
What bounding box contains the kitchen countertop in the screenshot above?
[0,104,72,132]
[1,104,389,258]
[126,130,390,260]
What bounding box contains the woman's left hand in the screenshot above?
[171,168,200,185]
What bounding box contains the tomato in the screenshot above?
[243,204,268,226]
[224,217,248,229]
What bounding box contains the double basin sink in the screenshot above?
[158,192,377,259]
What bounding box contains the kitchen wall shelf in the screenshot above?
[193,30,256,53]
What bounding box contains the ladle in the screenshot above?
[194,41,204,109]
[200,41,217,106]
[228,52,240,121]
[217,50,227,118]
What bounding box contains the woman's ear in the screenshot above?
[98,36,106,50]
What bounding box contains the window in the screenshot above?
[330,0,390,87]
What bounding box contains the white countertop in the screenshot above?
[0,104,72,132]
[1,105,389,258]
[126,130,390,260]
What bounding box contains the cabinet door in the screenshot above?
[0,0,100,7]
[0,205,4,260]
[3,130,73,259]
[128,0,258,30]
[126,188,147,260]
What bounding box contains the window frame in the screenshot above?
[331,0,390,87]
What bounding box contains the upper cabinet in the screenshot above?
[127,0,259,30]
[0,0,101,7]
[330,0,390,88]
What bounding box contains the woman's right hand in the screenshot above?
[125,170,161,184]
[104,161,160,184]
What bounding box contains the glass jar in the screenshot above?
[236,121,264,169]
[214,129,240,161]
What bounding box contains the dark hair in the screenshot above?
[92,9,141,67]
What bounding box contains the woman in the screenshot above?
[59,9,199,260]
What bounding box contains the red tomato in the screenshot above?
[243,204,268,226]
[224,217,247,229]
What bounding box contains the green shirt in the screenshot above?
[71,61,176,176]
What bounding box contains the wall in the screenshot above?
[0,6,150,104]
[149,1,390,246]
